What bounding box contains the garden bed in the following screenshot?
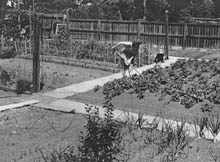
[67,58,220,122]
[0,58,112,93]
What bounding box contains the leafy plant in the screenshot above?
[191,115,208,139]
[78,104,123,162]
[0,46,16,59]
[16,79,44,94]
[201,102,214,113]
[161,121,190,162]
[0,69,10,85]
[16,79,33,94]
[36,144,78,162]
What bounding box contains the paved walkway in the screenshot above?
[43,56,181,99]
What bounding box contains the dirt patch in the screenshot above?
[0,106,86,162]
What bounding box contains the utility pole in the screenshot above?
[165,10,169,60]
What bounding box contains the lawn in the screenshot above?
[0,58,112,92]
[1,106,220,162]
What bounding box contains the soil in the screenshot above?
[0,58,112,91]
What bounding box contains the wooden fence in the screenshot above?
[42,18,220,49]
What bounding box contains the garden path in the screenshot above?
[42,56,181,99]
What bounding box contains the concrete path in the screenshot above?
[43,56,181,99]
[0,100,39,112]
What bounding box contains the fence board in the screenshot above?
[42,18,220,49]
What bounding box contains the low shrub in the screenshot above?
[16,79,44,94]
[0,70,11,85]
[0,46,16,59]
[16,79,33,94]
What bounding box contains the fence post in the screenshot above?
[1,34,4,52]
[32,15,41,93]
[65,9,72,55]
[91,21,94,39]
[164,10,169,60]
[97,20,101,41]
[137,20,142,41]
[182,23,188,50]
[137,20,143,67]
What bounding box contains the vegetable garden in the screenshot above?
[69,58,220,121]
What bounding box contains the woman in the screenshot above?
[120,41,142,77]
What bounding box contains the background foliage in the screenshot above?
[0,0,219,40]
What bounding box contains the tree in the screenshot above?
[133,0,144,20]
[118,0,135,20]
[100,0,120,20]
[144,0,169,21]
[213,0,220,17]
[192,0,215,18]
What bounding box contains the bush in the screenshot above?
[0,46,16,59]
[16,79,33,94]
[78,104,123,162]
[16,79,44,94]
[0,70,11,85]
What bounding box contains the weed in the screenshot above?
[161,121,190,162]
[191,115,208,139]
[35,144,78,162]
[207,112,220,143]
[0,70,10,85]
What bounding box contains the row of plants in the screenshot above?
[20,54,120,73]
[46,39,115,63]
[100,58,220,109]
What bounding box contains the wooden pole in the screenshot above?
[165,10,169,60]
[137,20,142,41]
[97,20,101,41]
[32,15,41,92]
[29,8,32,55]
[182,23,188,50]
[1,34,3,50]
[66,9,72,56]
[66,9,70,38]
[137,20,142,67]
